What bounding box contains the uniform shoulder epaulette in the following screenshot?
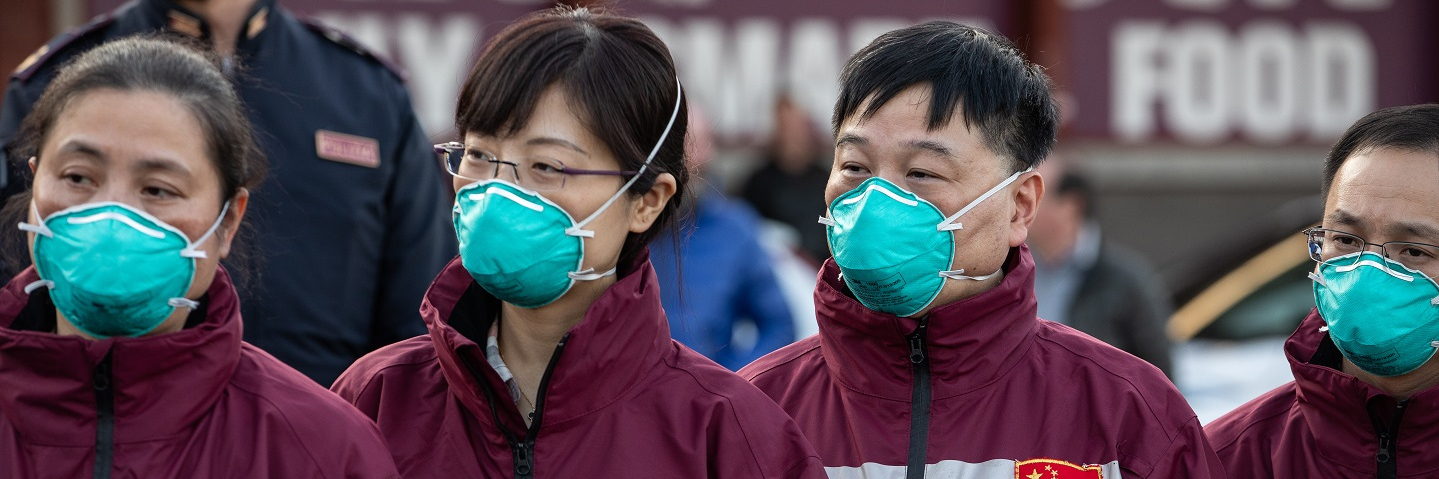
[297,16,409,83]
[12,11,117,82]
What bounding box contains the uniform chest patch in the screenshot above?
[1015,458,1104,479]
[315,130,380,168]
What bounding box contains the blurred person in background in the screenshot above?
[332,8,825,477]
[0,37,397,478]
[1030,158,1174,378]
[1206,104,1439,478]
[740,95,832,263]
[651,106,796,371]
[0,0,453,385]
[740,21,1222,478]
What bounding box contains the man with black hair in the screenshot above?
[740,21,1223,478]
[1206,104,1439,478]
[1030,164,1174,378]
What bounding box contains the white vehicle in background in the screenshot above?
[1166,198,1321,424]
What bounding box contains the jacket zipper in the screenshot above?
[93,353,114,479]
[1369,399,1409,479]
[462,333,570,479]
[905,317,931,479]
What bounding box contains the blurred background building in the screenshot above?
[5,0,1437,421]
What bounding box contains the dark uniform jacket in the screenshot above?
[740,245,1226,479]
[1064,243,1175,378]
[332,253,827,478]
[0,267,400,479]
[0,0,454,384]
[1206,310,1439,478]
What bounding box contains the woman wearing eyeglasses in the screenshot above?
[0,37,398,478]
[332,7,824,478]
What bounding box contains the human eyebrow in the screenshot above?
[835,134,868,148]
[526,137,589,157]
[1325,209,1363,230]
[54,140,107,162]
[1387,221,1439,243]
[904,139,955,158]
[134,158,194,179]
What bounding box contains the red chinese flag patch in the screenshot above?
[1015,458,1104,479]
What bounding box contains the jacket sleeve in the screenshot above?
[734,222,795,367]
[368,83,454,350]
[1128,416,1227,479]
[710,390,829,479]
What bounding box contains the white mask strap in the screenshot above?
[17,202,53,238]
[23,279,54,294]
[567,77,684,238]
[938,267,1003,282]
[168,297,200,310]
[181,201,232,259]
[568,267,617,281]
[937,167,1031,232]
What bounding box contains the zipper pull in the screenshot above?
[93,360,111,391]
[907,321,928,364]
[1377,433,1392,463]
[513,442,534,476]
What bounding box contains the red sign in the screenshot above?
[91,0,1009,143]
[1061,0,1439,144]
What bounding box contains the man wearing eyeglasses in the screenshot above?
[1206,104,1439,479]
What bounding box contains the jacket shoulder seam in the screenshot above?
[224,380,341,479]
[740,340,820,381]
[665,354,820,478]
[1032,329,1185,443]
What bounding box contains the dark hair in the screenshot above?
[2,35,267,277]
[1053,171,1095,219]
[833,21,1058,173]
[455,6,688,271]
[1323,104,1439,197]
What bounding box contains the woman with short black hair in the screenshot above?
[333,7,824,478]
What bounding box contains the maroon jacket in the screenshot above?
[1206,310,1439,478]
[740,246,1224,478]
[332,254,826,478]
[0,267,399,479]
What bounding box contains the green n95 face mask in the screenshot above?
[452,180,608,308]
[19,201,227,338]
[820,169,1028,317]
[1311,251,1439,377]
[452,78,683,309]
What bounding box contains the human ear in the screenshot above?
[629,173,677,233]
[27,157,36,173]
[216,188,249,259]
[1008,172,1044,248]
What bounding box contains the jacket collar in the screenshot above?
[136,0,277,52]
[815,245,1039,400]
[0,266,243,445]
[1289,310,1439,473]
[426,251,672,436]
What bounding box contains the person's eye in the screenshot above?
[62,173,93,186]
[1333,235,1359,246]
[141,186,177,199]
[1398,245,1436,259]
[531,161,563,175]
[840,163,870,176]
[908,170,937,180]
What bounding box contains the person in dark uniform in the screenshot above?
[0,0,453,385]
